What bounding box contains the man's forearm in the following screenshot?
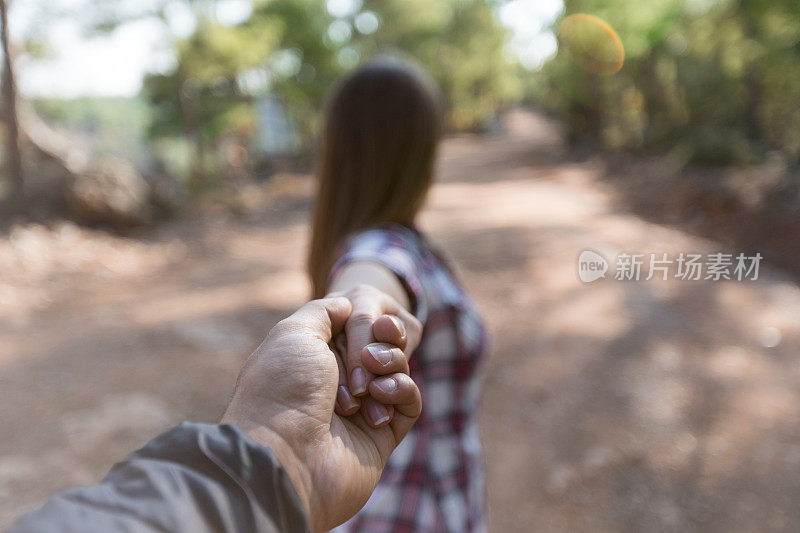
[11,423,310,533]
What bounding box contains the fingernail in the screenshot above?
[367,399,390,425]
[388,315,406,339]
[373,376,397,394]
[368,345,393,366]
[350,367,368,396]
[337,385,359,412]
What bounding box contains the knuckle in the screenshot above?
[322,295,349,309]
[405,317,423,341]
[357,283,378,294]
[348,284,377,297]
[269,316,306,340]
[348,310,375,326]
[268,317,293,338]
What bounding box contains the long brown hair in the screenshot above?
[308,58,443,298]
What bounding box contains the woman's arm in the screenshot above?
[328,261,411,311]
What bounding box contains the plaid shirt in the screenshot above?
[329,223,488,533]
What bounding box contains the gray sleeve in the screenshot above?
[10,423,311,533]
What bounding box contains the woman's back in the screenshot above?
[309,58,488,532]
[329,223,488,532]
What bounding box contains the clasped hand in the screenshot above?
[222,286,422,532]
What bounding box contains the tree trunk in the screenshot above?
[0,0,23,195]
[177,74,206,189]
[739,0,763,145]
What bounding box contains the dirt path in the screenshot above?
[2,111,799,531]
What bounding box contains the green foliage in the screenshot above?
[141,0,520,186]
[534,0,800,165]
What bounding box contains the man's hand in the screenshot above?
[221,297,422,532]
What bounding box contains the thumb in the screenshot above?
[272,296,352,344]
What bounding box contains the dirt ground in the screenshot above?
[1,111,799,532]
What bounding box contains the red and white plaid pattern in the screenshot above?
[329,223,488,533]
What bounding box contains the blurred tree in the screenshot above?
[142,0,520,187]
[1,0,23,194]
[143,0,340,187]
[535,0,800,165]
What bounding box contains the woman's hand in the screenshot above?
[327,284,422,426]
[221,297,422,532]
